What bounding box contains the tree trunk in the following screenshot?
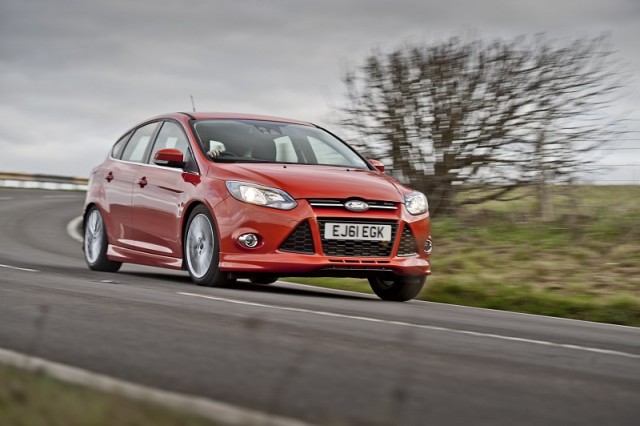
[536,131,553,221]
[538,175,552,221]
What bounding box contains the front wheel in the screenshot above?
[83,207,121,272]
[368,276,426,302]
[184,205,235,287]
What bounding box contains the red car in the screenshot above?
[83,113,431,301]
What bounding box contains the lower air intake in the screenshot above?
[279,221,315,254]
[397,225,418,256]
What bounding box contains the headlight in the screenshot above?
[404,191,429,215]
[226,181,297,210]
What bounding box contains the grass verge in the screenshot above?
[0,364,218,426]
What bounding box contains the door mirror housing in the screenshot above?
[154,148,185,168]
[368,159,385,173]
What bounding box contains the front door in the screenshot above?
[131,121,191,258]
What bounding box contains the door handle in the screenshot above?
[138,176,148,188]
[105,171,114,182]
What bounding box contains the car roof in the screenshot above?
[157,112,316,127]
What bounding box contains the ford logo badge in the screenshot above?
[345,200,369,212]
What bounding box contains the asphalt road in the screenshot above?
[1,187,639,426]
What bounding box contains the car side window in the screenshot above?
[111,132,132,159]
[149,121,189,163]
[121,122,158,163]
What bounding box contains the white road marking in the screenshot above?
[0,263,38,272]
[66,215,84,243]
[411,299,640,329]
[179,292,640,360]
[277,281,640,330]
[43,195,83,199]
[0,347,313,426]
[0,196,13,200]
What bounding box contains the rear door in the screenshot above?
[131,120,193,258]
[103,122,159,249]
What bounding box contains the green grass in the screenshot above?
[0,364,219,426]
[287,185,640,326]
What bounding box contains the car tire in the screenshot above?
[83,206,122,272]
[368,275,426,302]
[249,275,278,285]
[184,205,234,287]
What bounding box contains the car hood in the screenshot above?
[212,163,406,202]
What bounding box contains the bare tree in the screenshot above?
[340,35,623,216]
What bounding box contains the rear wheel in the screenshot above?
[83,207,121,272]
[368,275,426,302]
[184,205,235,287]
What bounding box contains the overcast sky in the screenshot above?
[1,0,639,182]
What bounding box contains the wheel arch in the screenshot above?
[180,200,233,287]
[180,200,220,267]
[82,202,100,241]
[83,202,118,249]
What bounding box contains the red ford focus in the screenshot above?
[83,113,431,301]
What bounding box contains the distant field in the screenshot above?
[286,185,640,326]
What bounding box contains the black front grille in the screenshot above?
[279,220,315,254]
[317,219,398,257]
[397,225,418,256]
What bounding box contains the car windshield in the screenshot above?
[193,119,369,169]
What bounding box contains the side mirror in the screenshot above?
[154,148,185,168]
[368,159,385,173]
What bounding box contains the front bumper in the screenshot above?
[220,250,430,278]
[213,197,431,278]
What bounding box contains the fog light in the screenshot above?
[239,233,259,248]
[424,239,433,253]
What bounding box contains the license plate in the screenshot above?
[324,223,392,241]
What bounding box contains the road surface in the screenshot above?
[0,188,638,425]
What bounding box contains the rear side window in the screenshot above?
[121,122,158,163]
[111,132,132,159]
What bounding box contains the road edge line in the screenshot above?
[0,347,313,426]
[179,292,640,360]
[276,281,639,330]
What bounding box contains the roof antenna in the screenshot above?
[190,95,196,112]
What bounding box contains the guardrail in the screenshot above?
[0,172,88,191]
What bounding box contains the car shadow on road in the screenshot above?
[233,281,373,301]
[120,271,372,301]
